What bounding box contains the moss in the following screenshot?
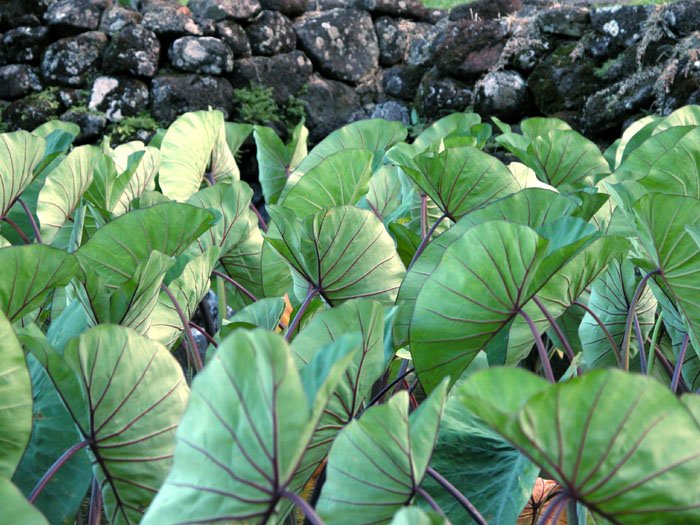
[233,84,307,137]
[67,104,104,117]
[108,112,160,144]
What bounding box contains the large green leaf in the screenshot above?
[280,149,374,217]
[411,113,483,154]
[409,219,598,391]
[390,507,448,525]
[29,325,189,525]
[0,130,46,217]
[0,479,48,524]
[75,202,217,285]
[459,368,700,524]
[361,165,412,223]
[0,245,80,321]
[220,297,286,333]
[0,311,32,478]
[142,329,358,524]
[316,382,448,525]
[653,104,700,133]
[267,205,405,305]
[112,142,160,215]
[254,122,307,205]
[37,145,102,244]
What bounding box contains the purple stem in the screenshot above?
[420,193,428,239]
[621,269,660,371]
[160,283,203,372]
[285,286,319,341]
[88,476,102,525]
[407,213,447,271]
[416,486,446,517]
[282,490,324,525]
[29,440,90,503]
[189,321,218,348]
[574,301,622,366]
[671,334,690,394]
[250,202,268,232]
[533,297,575,362]
[537,491,567,525]
[426,467,488,525]
[17,198,42,244]
[2,216,31,244]
[360,367,416,416]
[212,269,258,303]
[519,308,555,383]
[633,315,647,374]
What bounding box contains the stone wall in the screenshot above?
[1,0,700,144]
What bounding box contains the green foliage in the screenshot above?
[233,84,306,136]
[108,112,159,144]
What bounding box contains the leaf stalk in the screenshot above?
[161,283,203,372]
[29,440,90,503]
[426,467,488,525]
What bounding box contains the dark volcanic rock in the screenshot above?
[246,11,296,56]
[44,0,111,33]
[434,19,508,80]
[61,108,107,142]
[2,26,49,63]
[151,73,235,123]
[216,20,251,57]
[449,0,522,21]
[41,31,108,86]
[88,76,150,121]
[142,5,202,36]
[99,4,141,35]
[0,0,46,30]
[230,51,312,103]
[3,89,63,131]
[537,6,590,37]
[475,70,530,121]
[297,74,363,142]
[382,64,425,100]
[294,8,379,84]
[663,1,700,37]
[259,0,307,18]
[416,68,473,118]
[375,16,432,67]
[103,25,160,78]
[590,5,653,51]
[361,0,428,20]
[0,64,43,99]
[370,100,410,125]
[169,36,234,75]
[188,0,261,21]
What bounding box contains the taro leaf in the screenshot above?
[653,104,700,133]
[316,382,449,525]
[494,117,571,163]
[255,122,307,205]
[30,325,189,525]
[527,131,610,191]
[506,235,629,367]
[280,149,374,217]
[0,479,48,524]
[361,165,412,223]
[159,110,237,201]
[225,122,254,157]
[142,329,358,524]
[579,259,657,369]
[390,507,448,525]
[285,119,407,195]
[0,311,32,478]
[0,130,46,217]
[390,222,422,268]
[112,142,160,215]
[85,152,137,216]
[266,205,405,305]
[220,297,286,333]
[459,368,700,524]
[409,219,598,392]
[614,115,660,168]
[75,202,217,285]
[410,112,483,154]
[32,120,80,139]
[400,146,518,221]
[423,385,539,525]
[187,181,255,256]
[0,245,80,322]
[36,145,102,244]
[146,247,220,349]
[632,194,700,358]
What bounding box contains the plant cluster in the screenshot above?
[233,84,306,138]
[0,105,699,525]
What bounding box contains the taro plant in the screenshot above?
[0,105,699,525]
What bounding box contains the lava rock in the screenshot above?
[370,100,410,125]
[44,0,111,33]
[361,0,428,20]
[590,5,653,51]
[2,26,49,63]
[142,4,202,36]
[246,11,296,56]
[382,64,426,100]
[294,8,379,84]
[406,19,445,66]
[61,108,107,142]
[663,0,700,37]
[308,0,361,9]
[88,76,150,121]
[103,24,160,78]
[474,70,530,121]
[449,0,522,21]
[537,6,590,37]
[41,31,108,86]
[259,0,307,18]
[0,64,43,99]
[434,19,509,80]
[375,16,432,67]
[3,89,63,131]
[216,20,251,57]
[298,74,363,142]
[188,0,261,21]
[99,4,142,35]
[416,67,473,118]
[230,51,312,104]
[0,0,46,30]
[150,73,235,123]
[169,36,234,75]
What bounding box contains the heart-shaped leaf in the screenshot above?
[220,297,286,333]
[142,329,358,524]
[390,507,448,525]
[255,122,307,205]
[459,368,700,524]
[0,131,46,217]
[0,479,48,524]
[411,112,483,154]
[111,142,160,215]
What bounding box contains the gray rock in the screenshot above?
[370,100,410,125]
[246,11,296,56]
[450,0,522,21]
[298,74,363,142]
[2,26,49,63]
[663,0,700,37]
[188,0,261,21]
[0,64,43,99]
[259,0,307,18]
[61,108,107,143]
[361,0,428,20]
[88,76,150,121]
[294,8,379,84]
[474,70,530,121]
[537,6,590,37]
[169,36,234,75]
[216,20,251,57]
[308,0,361,9]
[41,31,108,86]
[151,73,235,123]
[103,25,160,78]
[416,68,473,118]
[142,5,202,35]
[375,17,432,67]
[44,0,110,32]
[2,89,63,131]
[590,5,653,50]
[382,64,426,100]
[99,4,141,35]
[0,0,46,29]
[406,20,445,66]
[230,50,312,103]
